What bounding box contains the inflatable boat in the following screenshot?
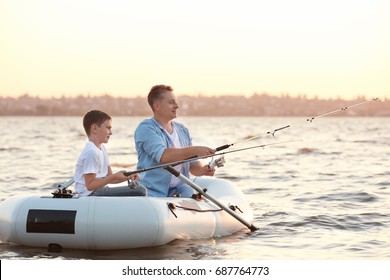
[0,176,254,250]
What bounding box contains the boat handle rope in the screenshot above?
[167,202,223,218]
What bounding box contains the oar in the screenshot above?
[165,166,258,232]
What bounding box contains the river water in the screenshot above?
[0,116,389,260]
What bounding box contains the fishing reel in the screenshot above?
[52,188,73,198]
[52,178,74,198]
[127,179,140,189]
[208,155,225,169]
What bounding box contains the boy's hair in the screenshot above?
[83,110,111,136]
[147,85,173,110]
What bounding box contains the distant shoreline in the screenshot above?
[1,94,389,116]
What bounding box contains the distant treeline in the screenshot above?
[0,94,389,116]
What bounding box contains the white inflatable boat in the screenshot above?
[0,177,254,250]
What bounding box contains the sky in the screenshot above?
[0,0,389,100]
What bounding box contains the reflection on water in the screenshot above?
[0,230,250,260]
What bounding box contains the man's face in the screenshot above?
[155,91,179,120]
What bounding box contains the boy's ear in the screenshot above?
[91,123,98,134]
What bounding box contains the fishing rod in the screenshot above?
[123,139,301,176]
[214,98,379,152]
[60,99,377,191]
[57,139,300,192]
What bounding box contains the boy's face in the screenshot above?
[93,119,112,144]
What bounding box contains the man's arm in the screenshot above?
[160,146,215,164]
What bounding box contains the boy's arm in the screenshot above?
[106,166,129,184]
[107,166,113,176]
[84,173,111,191]
[84,169,129,191]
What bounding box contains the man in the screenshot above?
[134,85,216,197]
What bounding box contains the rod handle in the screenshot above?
[216,144,230,151]
[123,171,135,176]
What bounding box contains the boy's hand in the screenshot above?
[114,170,130,182]
[130,173,140,181]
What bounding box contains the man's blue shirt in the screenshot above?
[134,118,193,197]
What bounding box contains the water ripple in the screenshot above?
[1,116,389,260]
[267,213,386,232]
[295,191,380,203]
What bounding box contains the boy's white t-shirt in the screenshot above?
[74,141,109,196]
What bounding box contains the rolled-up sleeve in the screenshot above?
[135,120,167,164]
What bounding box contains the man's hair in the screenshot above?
[83,110,111,136]
[147,85,173,110]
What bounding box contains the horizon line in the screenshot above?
[0,92,382,101]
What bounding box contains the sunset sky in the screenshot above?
[1,0,389,100]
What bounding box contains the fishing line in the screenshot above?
[215,98,379,151]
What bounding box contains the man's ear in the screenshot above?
[153,101,160,112]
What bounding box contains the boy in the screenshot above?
[74,110,146,196]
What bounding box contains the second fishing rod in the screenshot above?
[214,98,379,152]
[123,139,301,176]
